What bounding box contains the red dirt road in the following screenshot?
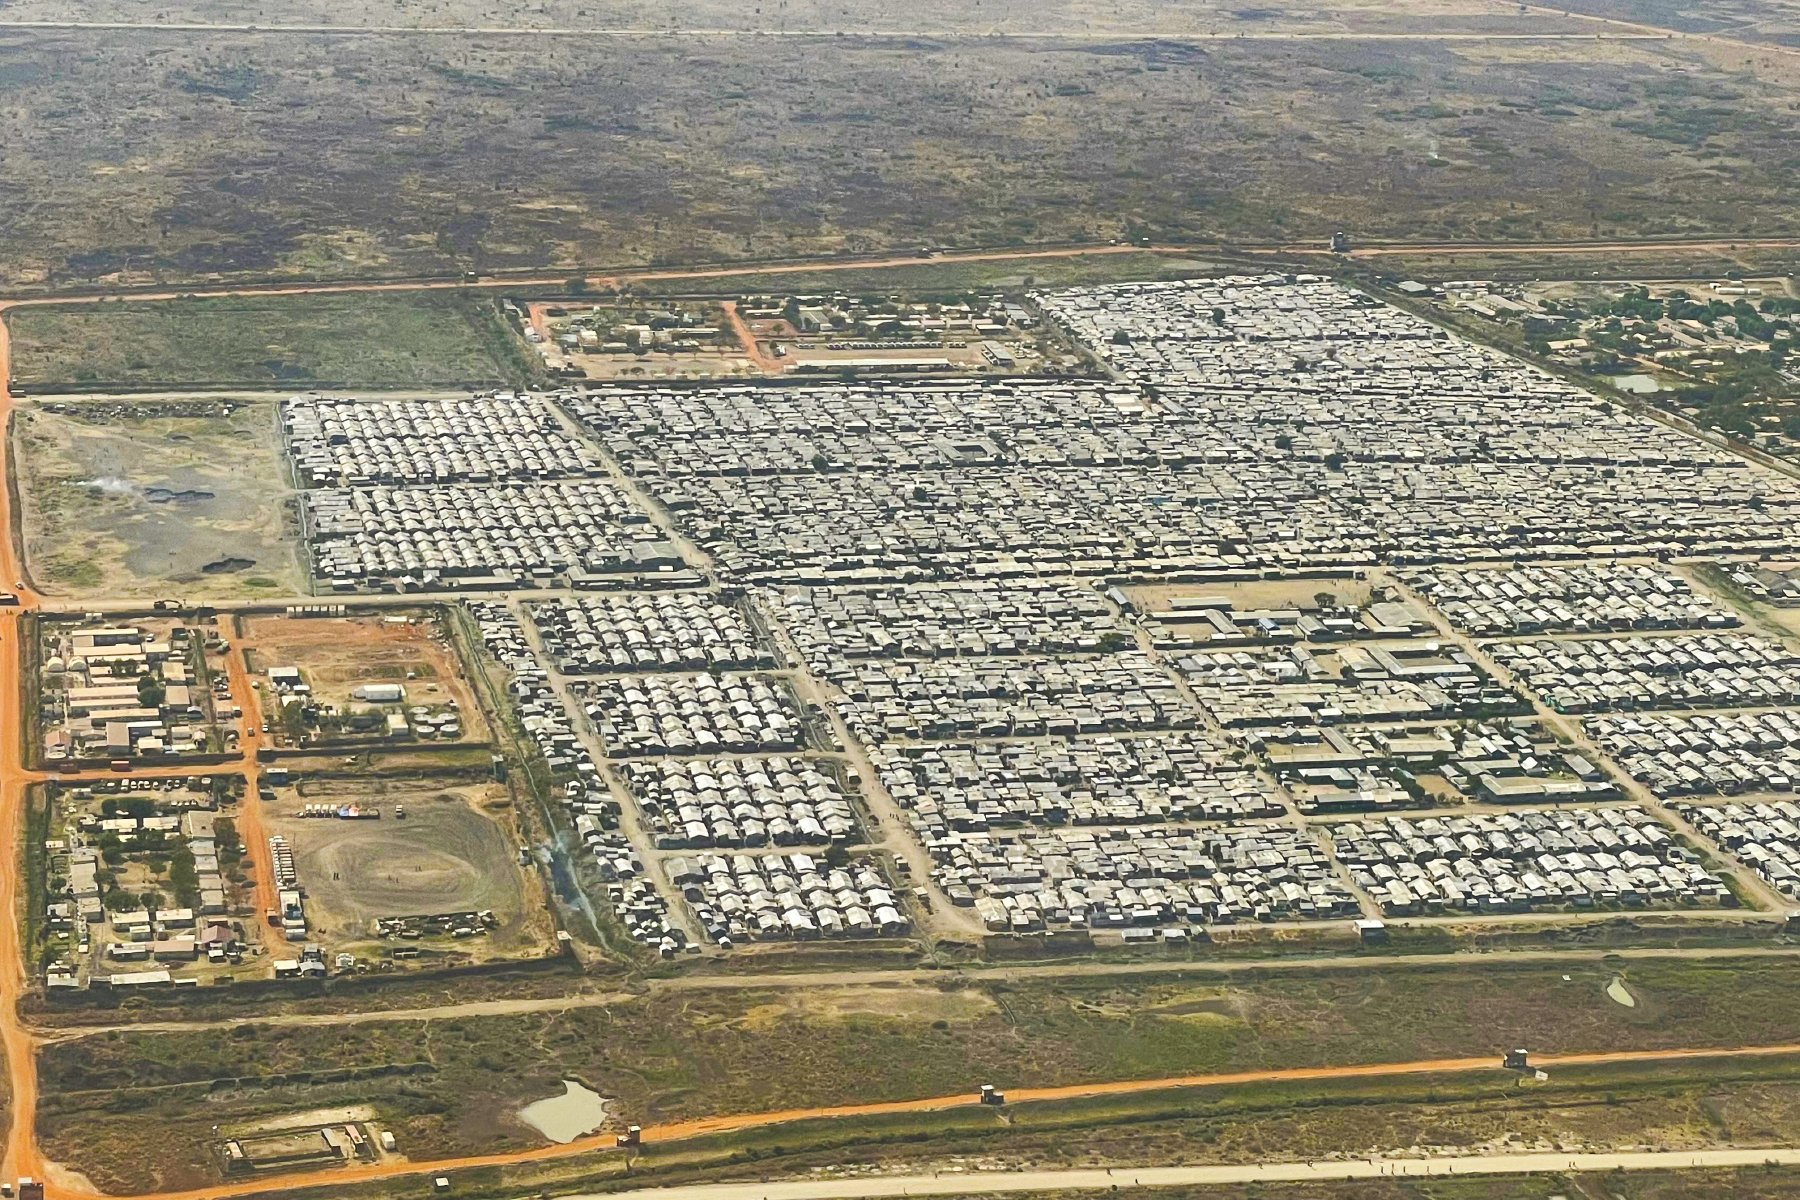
[220,638,277,920]
[0,305,48,1186]
[719,300,782,374]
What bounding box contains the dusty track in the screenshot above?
[34,943,1800,1042]
[1504,0,1800,60]
[1342,237,1800,259]
[0,245,1165,310]
[0,305,47,1185]
[719,300,782,374]
[0,311,273,1189]
[4,237,1800,316]
[220,637,277,920]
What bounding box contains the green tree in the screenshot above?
[169,846,201,909]
[214,817,243,864]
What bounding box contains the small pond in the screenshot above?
[517,1080,611,1144]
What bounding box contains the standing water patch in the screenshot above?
[517,1080,611,1143]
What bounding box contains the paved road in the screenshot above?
[552,1147,1800,1200]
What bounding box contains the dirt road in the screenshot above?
[220,637,278,920]
[0,304,48,1186]
[4,237,1799,316]
[1341,237,1800,259]
[29,941,1800,1040]
[1505,0,1800,61]
[719,300,782,374]
[0,245,1164,311]
[0,312,273,1186]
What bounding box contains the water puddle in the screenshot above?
[517,1080,611,1144]
[144,486,216,504]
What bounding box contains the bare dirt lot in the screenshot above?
[268,778,551,959]
[13,398,303,598]
[1123,578,1378,613]
[238,610,489,746]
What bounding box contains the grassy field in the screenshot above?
[1341,246,1800,284]
[618,251,1229,299]
[6,292,536,389]
[0,23,1796,289]
[44,1057,1800,1199]
[35,957,1800,1190]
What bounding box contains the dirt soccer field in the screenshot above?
[268,779,550,959]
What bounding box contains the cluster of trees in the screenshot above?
[99,795,158,820]
[1581,288,1800,345]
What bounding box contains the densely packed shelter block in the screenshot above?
[1329,808,1731,916]
[1399,563,1739,637]
[269,276,1800,943]
[530,594,777,674]
[1487,634,1800,713]
[871,733,1282,837]
[931,823,1360,933]
[1590,711,1800,797]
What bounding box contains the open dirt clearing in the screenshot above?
[13,398,303,598]
[1123,578,1378,613]
[269,779,548,955]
